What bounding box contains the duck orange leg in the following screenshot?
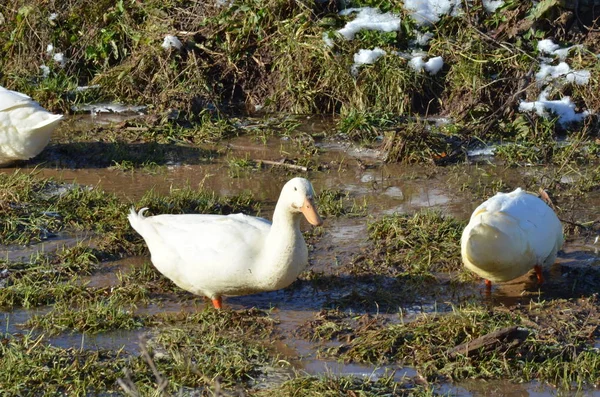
[211,297,223,309]
[484,279,492,291]
[534,265,544,285]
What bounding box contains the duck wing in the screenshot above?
[0,87,32,112]
[137,213,271,267]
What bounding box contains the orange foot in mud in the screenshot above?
[484,279,492,291]
[534,265,544,285]
[211,297,223,309]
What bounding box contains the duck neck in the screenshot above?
[270,201,302,238]
[253,202,306,287]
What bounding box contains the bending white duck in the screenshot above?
[128,177,323,309]
[461,188,563,289]
[0,86,63,166]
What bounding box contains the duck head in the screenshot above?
[282,177,323,226]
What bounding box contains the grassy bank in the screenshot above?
[1,0,598,160]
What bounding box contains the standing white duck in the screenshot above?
[128,177,323,309]
[0,85,63,166]
[461,188,563,289]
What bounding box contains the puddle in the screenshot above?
[442,379,572,396]
[302,360,415,382]
[2,115,600,394]
[0,231,92,263]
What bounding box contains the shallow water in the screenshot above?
[2,114,600,395]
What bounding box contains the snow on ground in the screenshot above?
[162,35,183,50]
[40,65,50,78]
[537,39,582,60]
[323,32,334,48]
[404,0,462,26]
[409,55,444,74]
[337,8,401,40]
[519,38,593,123]
[53,53,66,68]
[351,47,387,75]
[536,62,590,85]
[482,0,504,13]
[519,88,590,126]
[410,32,434,47]
[331,3,592,126]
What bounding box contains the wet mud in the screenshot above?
[1,114,600,395]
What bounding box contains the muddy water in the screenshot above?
[2,114,600,394]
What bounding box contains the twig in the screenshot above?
[257,159,308,171]
[117,368,141,397]
[118,335,169,397]
[446,326,528,359]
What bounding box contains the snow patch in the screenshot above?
[409,55,444,74]
[537,39,581,60]
[40,65,50,79]
[404,0,462,26]
[482,0,504,13]
[53,53,66,68]
[519,89,590,126]
[337,8,401,40]
[162,35,183,50]
[351,47,386,75]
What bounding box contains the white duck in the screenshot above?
[461,188,563,289]
[0,85,63,166]
[128,177,323,309]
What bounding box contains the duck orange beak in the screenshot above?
[301,197,323,226]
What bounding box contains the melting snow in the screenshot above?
[337,8,401,40]
[53,53,66,68]
[482,0,504,13]
[410,31,434,47]
[536,62,590,85]
[519,89,590,126]
[162,35,183,50]
[537,39,581,60]
[404,0,462,26]
[409,55,444,75]
[351,47,386,75]
[323,32,334,48]
[40,65,50,78]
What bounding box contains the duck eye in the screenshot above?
[294,187,297,191]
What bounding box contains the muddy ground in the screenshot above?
[0,114,599,395]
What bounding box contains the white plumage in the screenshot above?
[0,86,63,166]
[128,177,323,308]
[461,188,563,287]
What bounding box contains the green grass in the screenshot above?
[25,298,144,335]
[2,1,600,165]
[316,188,367,218]
[364,209,465,275]
[0,172,261,312]
[253,373,434,396]
[0,308,278,395]
[303,298,600,388]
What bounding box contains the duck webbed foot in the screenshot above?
[211,297,223,309]
[534,265,544,285]
[484,279,492,292]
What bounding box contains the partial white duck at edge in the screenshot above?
[461,188,564,289]
[0,85,63,166]
[128,177,323,309]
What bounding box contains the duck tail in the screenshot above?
[33,113,63,131]
[128,207,149,232]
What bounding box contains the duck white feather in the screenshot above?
[128,177,323,308]
[0,86,63,166]
[461,188,563,286]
